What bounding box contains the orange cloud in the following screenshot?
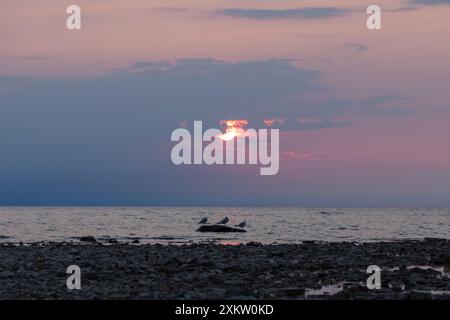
[219,119,248,141]
[263,118,285,127]
[219,120,248,128]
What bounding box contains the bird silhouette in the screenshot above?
[216,217,229,225]
[199,217,208,224]
[236,220,246,228]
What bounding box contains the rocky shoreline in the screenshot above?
[0,238,449,299]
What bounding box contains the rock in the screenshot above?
[408,289,433,300]
[392,285,403,292]
[80,236,97,243]
[225,288,253,297]
[0,239,448,300]
[444,251,450,265]
[246,242,262,246]
[424,238,447,243]
[223,265,241,273]
[107,238,119,244]
[0,271,14,278]
[333,289,351,299]
[85,272,100,280]
[278,287,305,297]
[196,225,247,233]
[132,239,140,244]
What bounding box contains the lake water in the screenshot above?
[0,207,449,244]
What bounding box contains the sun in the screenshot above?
[219,127,241,141]
[218,120,248,141]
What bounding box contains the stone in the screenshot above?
[80,236,97,243]
[196,225,247,233]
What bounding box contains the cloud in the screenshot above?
[0,56,51,62]
[361,95,406,106]
[387,6,419,12]
[344,43,368,52]
[21,56,50,61]
[373,107,411,117]
[281,151,377,161]
[0,59,404,136]
[410,0,450,5]
[0,59,414,205]
[156,7,190,13]
[214,7,350,20]
[259,118,353,131]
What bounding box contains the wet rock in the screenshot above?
[408,289,433,300]
[196,225,247,233]
[225,288,253,297]
[424,238,447,243]
[246,242,262,246]
[0,271,14,278]
[333,289,351,299]
[444,251,450,265]
[80,236,97,243]
[391,285,403,293]
[278,287,306,297]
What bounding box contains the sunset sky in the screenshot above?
[1,0,450,206]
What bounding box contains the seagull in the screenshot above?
[216,217,229,225]
[236,220,246,228]
[199,217,208,224]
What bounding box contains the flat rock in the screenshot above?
[196,225,247,233]
[80,236,97,243]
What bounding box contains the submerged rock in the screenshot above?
[80,236,97,243]
[196,225,247,233]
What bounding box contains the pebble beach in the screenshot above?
[0,238,449,300]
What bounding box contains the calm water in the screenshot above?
[0,207,449,244]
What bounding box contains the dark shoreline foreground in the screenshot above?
[0,239,449,300]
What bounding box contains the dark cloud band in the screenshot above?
[214,7,350,20]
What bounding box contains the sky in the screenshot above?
[1,0,450,207]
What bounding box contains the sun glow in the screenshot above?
[218,120,248,141]
[219,127,241,141]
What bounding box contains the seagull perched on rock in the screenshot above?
[199,217,208,224]
[216,217,229,225]
[236,220,246,228]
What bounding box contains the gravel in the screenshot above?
[0,238,449,300]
